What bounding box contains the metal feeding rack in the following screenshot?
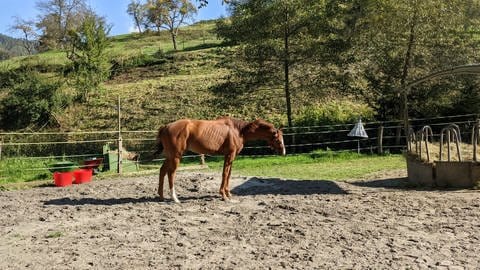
[407,123,480,188]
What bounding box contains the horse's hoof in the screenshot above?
[222,197,238,203]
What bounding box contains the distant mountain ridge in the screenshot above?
[0,33,34,60]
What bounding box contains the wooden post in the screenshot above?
[291,132,296,154]
[200,154,205,165]
[403,87,411,152]
[117,137,123,174]
[117,96,122,174]
[377,126,384,154]
[395,125,402,148]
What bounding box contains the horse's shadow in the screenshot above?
[43,195,217,206]
[43,178,347,206]
[231,177,348,196]
[44,196,159,206]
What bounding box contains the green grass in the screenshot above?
[0,158,56,184]
[202,150,406,180]
[0,151,406,189]
[0,21,221,72]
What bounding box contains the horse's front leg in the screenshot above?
[158,161,168,201]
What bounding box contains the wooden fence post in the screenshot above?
[291,131,296,154]
[377,126,384,154]
[200,154,205,165]
[117,137,123,174]
[395,125,402,148]
[117,96,122,174]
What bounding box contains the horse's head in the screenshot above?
[269,128,286,156]
[243,119,287,155]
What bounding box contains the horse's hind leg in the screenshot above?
[220,154,235,200]
[167,157,181,203]
[158,161,168,201]
[225,154,236,198]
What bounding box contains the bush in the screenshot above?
[294,100,375,126]
[0,70,64,130]
[109,50,167,78]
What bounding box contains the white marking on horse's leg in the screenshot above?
[170,187,180,203]
[280,137,286,155]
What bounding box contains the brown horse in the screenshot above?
[156,116,286,203]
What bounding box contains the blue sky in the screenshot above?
[1,0,228,38]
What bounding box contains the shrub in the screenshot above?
[0,70,64,130]
[294,100,375,126]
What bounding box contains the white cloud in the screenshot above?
[128,24,139,33]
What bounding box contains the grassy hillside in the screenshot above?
[0,20,373,134]
[0,34,34,58]
[0,20,291,132]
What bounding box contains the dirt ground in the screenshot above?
[1,170,480,269]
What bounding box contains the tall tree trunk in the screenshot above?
[134,16,142,34]
[400,8,418,97]
[22,31,32,54]
[284,9,293,127]
[171,32,177,51]
[398,6,418,145]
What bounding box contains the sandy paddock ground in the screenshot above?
[1,170,480,269]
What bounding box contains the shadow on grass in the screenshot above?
[232,177,348,196]
[181,42,222,52]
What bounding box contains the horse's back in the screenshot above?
[161,118,240,155]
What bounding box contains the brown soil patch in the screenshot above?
[1,171,480,269]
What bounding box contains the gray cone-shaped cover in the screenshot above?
[348,119,368,138]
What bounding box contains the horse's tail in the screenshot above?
[153,126,166,157]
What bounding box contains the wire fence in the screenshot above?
[1,113,479,176]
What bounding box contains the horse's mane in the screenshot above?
[217,116,249,131]
[217,116,274,136]
[241,119,274,135]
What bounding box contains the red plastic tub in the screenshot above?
[53,171,73,187]
[73,169,93,184]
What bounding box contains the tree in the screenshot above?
[35,0,89,50]
[196,0,230,8]
[127,0,147,33]
[346,0,480,120]
[146,0,197,50]
[67,15,111,102]
[217,0,335,126]
[9,17,38,54]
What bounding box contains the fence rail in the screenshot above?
[0,114,479,175]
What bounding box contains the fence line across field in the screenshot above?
[0,135,389,161]
[0,114,475,139]
[1,113,479,175]
[0,121,473,147]
[3,122,410,146]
